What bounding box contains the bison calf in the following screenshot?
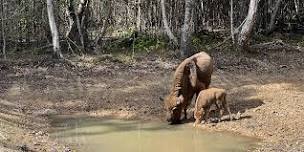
[194,88,232,126]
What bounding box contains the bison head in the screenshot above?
[163,94,184,124]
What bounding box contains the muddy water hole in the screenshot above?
[50,116,258,152]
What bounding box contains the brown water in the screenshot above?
[50,116,258,152]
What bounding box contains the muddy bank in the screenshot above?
[0,50,304,151]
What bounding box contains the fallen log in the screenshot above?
[250,40,304,52]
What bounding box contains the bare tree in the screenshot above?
[47,0,63,58]
[230,0,235,44]
[1,0,6,59]
[238,0,260,51]
[1,0,303,56]
[75,2,85,51]
[294,0,300,15]
[93,1,112,51]
[66,0,90,51]
[267,0,282,34]
[136,0,141,32]
[161,0,178,46]
[180,0,194,58]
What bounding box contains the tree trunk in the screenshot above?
[75,5,85,51]
[230,0,235,44]
[200,0,205,26]
[136,0,141,32]
[238,0,260,51]
[266,0,282,34]
[94,1,112,50]
[294,0,300,15]
[160,0,178,45]
[66,0,90,51]
[1,0,6,60]
[180,0,194,58]
[47,0,63,58]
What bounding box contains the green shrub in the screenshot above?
[104,33,167,53]
[191,33,223,50]
[133,35,167,52]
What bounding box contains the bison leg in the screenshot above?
[222,94,233,121]
[204,77,211,89]
[215,101,222,122]
[194,90,202,103]
[224,104,233,121]
[194,108,204,126]
[203,107,211,123]
[183,101,190,120]
[184,108,187,120]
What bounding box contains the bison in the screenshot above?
[164,52,213,124]
[193,88,232,126]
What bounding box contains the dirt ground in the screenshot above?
[0,49,304,151]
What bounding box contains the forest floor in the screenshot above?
[0,47,304,151]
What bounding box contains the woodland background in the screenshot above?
[0,0,304,59]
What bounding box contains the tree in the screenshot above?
[66,0,90,51]
[180,0,194,58]
[267,0,282,34]
[230,0,235,45]
[136,0,141,32]
[47,0,63,58]
[161,0,178,46]
[238,0,260,51]
[93,1,112,51]
[294,0,300,15]
[1,0,303,56]
[1,0,6,59]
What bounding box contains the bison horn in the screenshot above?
[159,97,164,101]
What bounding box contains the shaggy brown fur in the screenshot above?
[164,52,213,124]
[193,88,232,126]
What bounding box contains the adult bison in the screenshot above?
[163,52,213,124]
